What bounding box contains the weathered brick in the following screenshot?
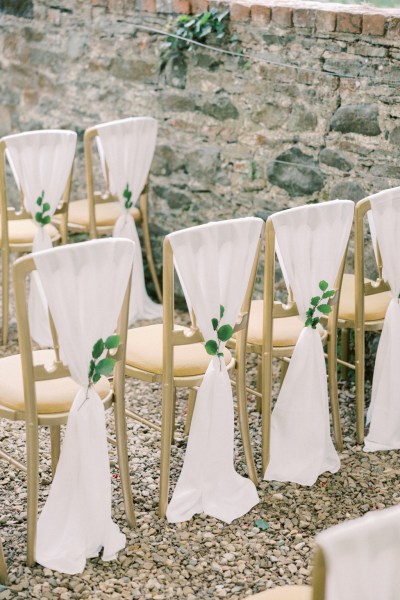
[230,2,250,22]
[190,0,208,12]
[293,8,314,29]
[316,10,336,32]
[386,17,400,40]
[271,6,292,28]
[337,12,362,34]
[251,4,271,25]
[361,13,385,36]
[142,0,156,12]
[173,0,191,13]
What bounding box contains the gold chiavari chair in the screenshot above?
[0,244,134,566]
[0,539,7,584]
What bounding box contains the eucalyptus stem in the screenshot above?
[305,280,335,329]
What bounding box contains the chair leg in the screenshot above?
[50,425,61,477]
[341,328,349,380]
[2,248,9,345]
[327,333,343,451]
[0,539,7,585]
[159,383,174,518]
[184,388,197,436]
[170,388,177,444]
[236,335,257,485]
[114,387,136,528]
[355,322,365,444]
[140,194,162,303]
[255,359,262,413]
[26,422,39,567]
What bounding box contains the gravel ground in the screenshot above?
[1,296,399,600]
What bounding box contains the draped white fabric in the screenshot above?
[166,218,262,524]
[4,130,77,347]
[96,117,162,324]
[34,238,135,575]
[316,505,400,600]
[264,201,354,486]
[364,187,400,451]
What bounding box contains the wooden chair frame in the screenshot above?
[0,252,135,566]
[0,138,71,345]
[260,216,347,473]
[66,126,162,302]
[126,227,263,518]
[0,539,7,585]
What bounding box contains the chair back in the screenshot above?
[315,505,400,600]
[0,130,76,246]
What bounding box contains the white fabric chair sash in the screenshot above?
[34,238,135,575]
[4,130,77,347]
[316,505,400,600]
[166,217,262,524]
[264,201,354,486]
[364,187,400,451]
[96,117,162,324]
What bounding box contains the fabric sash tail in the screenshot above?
[28,227,53,347]
[113,214,162,324]
[36,386,125,575]
[166,357,259,524]
[264,327,340,486]
[364,299,400,452]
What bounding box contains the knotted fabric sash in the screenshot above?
[96,117,162,324]
[264,201,354,486]
[34,238,135,574]
[4,130,77,347]
[166,217,263,523]
[365,187,400,451]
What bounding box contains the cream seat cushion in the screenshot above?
[126,324,232,377]
[247,300,324,348]
[245,585,312,599]
[0,220,60,245]
[67,199,140,228]
[338,273,391,322]
[0,349,110,414]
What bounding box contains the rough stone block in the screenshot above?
[316,10,336,32]
[141,0,156,11]
[230,2,250,22]
[47,7,61,25]
[337,12,362,34]
[173,0,190,13]
[190,0,208,12]
[362,14,385,36]
[293,8,314,29]
[386,17,400,40]
[251,4,270,25]
[330,104,381,136]
[272,6,292,28]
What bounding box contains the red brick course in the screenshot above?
[271,6,292,28]
[250,4,271,25]
[230,2,250,21]
[337,11,362,34]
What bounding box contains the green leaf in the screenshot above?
[305,318,312,327]
[88,359,95,378]
[311,296,320,306]
[36,192,43,206]
[42,202,50,213]
[177,14,191,21]
[92,338,105,359]
[105,334,120,349]
[217,352,224,357]
[200,11,211,24]
[218,9,230,21]
[205,340,218,355]
[199,25,212,38]
[319,280,329,292]
[220,304,225,319]
[318,304,332,315]
[42,215,51,225]
[255,518,269,531]
[306,308,314,317]
[322,289,335,299]
[312,317,320,328]
[211,318,219,331]
[35,213,43,224]
[93,372,101,383]
[96,357,116,376]
[218,324,233,342]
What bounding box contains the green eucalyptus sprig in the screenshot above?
[205,304,233,358]
[35,191,51,226]
[305,280,335,329]
[88,335,120,385]
[123,183,133,210]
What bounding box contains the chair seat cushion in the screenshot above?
[245,585,312,599]
[338,273,391,322]
[0,349,110,414]
[247,300,324,348]
[126,323,232,377]
[0,220,59,245]
[67,199,140,228]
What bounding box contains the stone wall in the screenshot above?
[1,0,400,292]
